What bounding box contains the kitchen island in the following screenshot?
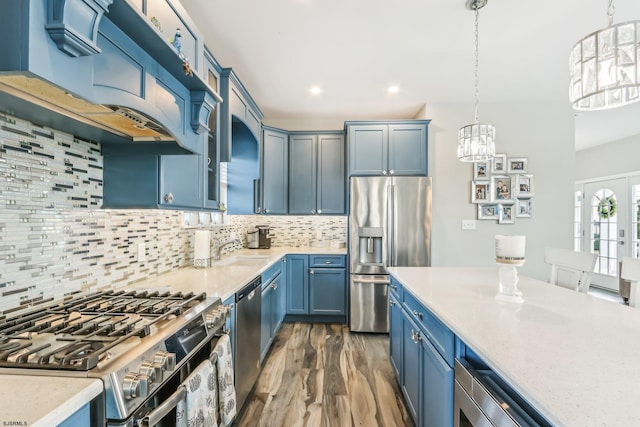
[389,266,640,426]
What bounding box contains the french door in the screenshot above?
[581,178,627,291]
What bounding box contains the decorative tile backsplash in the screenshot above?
[0,112,347,312]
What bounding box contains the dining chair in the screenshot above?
[544,247,598,293]
[620,257,640,307]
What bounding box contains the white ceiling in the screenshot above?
[179,0,640,151]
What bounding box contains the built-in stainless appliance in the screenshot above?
[349,176,432,332]
[234,276,262,410]
[454,359,552,427]
[0,290,229,427]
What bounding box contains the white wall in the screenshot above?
[576,134,640,181]
[420,101,575,280]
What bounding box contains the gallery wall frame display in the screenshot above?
[470,154,535,224]
[472,181,491,203]
[516,198,533,218]
[473,161,490,179]
[492,153,507,173]
[477,203,500,220]
[507,157,528,173]
[516,174,534,197]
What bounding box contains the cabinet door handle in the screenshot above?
[390,285,398,290]
[264,208,270,213]
[311,209,316,214]
[390,300,396,306]
[413,310,423,320]
[309,269,314,274]
[164,193,174,204]
[324,260,331,264]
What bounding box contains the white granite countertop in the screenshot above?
[0,375,102,426]
[129,246,347,301]
[388,266,640,427]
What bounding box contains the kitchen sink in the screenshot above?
[213,254,272,267]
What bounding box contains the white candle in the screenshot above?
[495,235,526,264]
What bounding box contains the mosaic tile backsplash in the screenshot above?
[0,113,347,312]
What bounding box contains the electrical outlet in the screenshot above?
[461,220,476,230]
[137,242,146,262]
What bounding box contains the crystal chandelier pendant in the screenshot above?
[569,1,640,111]
[457,0,496,162]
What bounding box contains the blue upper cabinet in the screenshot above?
[288,132,345,215]
[0,0,221,154]
[219,69,263,162]
[346,120,430,176]
[261,127,289,214]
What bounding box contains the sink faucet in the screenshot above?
[213,238,239,261]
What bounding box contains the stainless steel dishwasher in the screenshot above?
[235,275,262,411]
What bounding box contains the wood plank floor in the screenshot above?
[237,322,414,427]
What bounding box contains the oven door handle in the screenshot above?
[140,385,186,427]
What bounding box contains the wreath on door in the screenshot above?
[598,195,617,219]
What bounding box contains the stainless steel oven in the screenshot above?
[0,290,230,427]
[454,359,552,427]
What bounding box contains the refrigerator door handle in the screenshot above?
[351,277,391,285]
[386,184,394,267]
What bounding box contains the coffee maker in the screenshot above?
[247,225,271,249]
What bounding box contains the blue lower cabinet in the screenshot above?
[389,293,403,380]
[286,255,309,314]
[402,314,422,423]
[309,268,346,315]
[260,283,273,361]
[58,402,90,427]
[272,273,285,333]
[422,336,454,427]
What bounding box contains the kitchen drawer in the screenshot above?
[403,290,454,366]
[309,255,346,268]
[261,259,283,289]
[390,277,404,300]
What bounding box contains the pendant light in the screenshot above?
[457,0,496,162]
[570,0,640,111]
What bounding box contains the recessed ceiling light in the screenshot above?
[310,86,322,95]
[387,85,399,94]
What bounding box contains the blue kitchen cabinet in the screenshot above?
[288,132,345,215]
[389,293,403,380]
[285,255,346,321]
[346,120,430,176]
[58,402,91,427]
[285,255,309,314]
[101,49,223,210]
[261,259,286,361]
[389,275,454,427]
[309,268,346,315]
[262,127,289,214]
[219,69,263,162]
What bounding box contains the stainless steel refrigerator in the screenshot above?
[349,176,432,332]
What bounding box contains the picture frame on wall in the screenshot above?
[492,153,507,173]
[471,181,490,203]
[477,203,500,220]
[516,174,535,197]
[516,198,533,218]
[473,161,490,179]
[507,157,528,173]
[499,204,515,224]
[491,175,513,202]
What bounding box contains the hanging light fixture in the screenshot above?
[458,0,495,162]
[570,0,640,111]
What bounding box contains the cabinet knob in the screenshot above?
[390,300,396,306]
[382,170,388,175]
[317,209,322,214]
[264,208,270,213]
[310,269,314,274]
[164,193,174,204]
[413,310,424,320]
[389,169,395,175]
[390,285,398,290]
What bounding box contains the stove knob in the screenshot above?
[122,372,149,400]
[139,360,164,384]
[154,351,176,371]
[205,312,221,329]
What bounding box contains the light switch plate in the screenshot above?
[462,220,476,230]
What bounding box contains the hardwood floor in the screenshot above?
[237,322,414,427]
